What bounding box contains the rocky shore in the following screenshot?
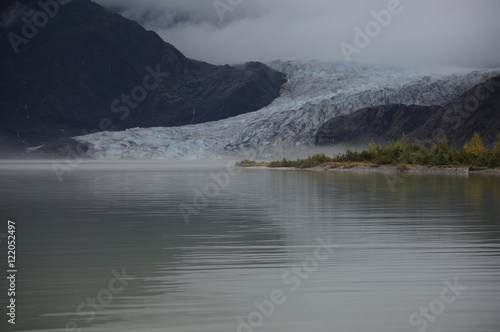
[240,164,500,175]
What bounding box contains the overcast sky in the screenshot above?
[94,0,500,69]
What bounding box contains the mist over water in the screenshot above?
[2,1,500,330]
[1,161,499,332]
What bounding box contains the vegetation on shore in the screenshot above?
[237,133,500,169]
[235,160,270,167]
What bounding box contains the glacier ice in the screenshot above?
[74,61,500,160]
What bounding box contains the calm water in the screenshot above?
[0,160,499,332]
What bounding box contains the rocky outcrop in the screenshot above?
[0,0,286,152]
[27,137,91,159]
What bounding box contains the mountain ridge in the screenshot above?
[316,75,500,149]
[0,0,286,155]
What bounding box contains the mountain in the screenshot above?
[61,61,499,160]
[316,75,500,149]
[0,0,286,155]
[411,75,500,148]
[315,104,440,146]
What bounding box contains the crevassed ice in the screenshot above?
[75,61,500,160]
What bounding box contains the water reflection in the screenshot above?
[0,162,499,332]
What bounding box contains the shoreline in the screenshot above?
[239,163,500,176]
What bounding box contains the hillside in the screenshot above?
[0,0,286,155]
[315,75,500,149]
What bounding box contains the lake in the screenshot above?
[1,160,499,332]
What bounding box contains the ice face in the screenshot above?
[74,61,500,160]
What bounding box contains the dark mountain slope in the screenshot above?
[0,0,286,153]
[410,75,500,148]
[315,75,500,149]
[315,104,440,146]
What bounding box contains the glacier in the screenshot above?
[73,61,500,160]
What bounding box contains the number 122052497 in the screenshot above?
[7,220,16,269]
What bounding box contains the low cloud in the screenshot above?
[94,0,500,69]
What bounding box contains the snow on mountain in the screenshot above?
[74,61,500,160]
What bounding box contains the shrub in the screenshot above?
[494,133,500,154]
[295,153,333,168]
[367,140,378,155]
[236,159,257,167]
[332,148,361,162]
[359,150,374,162]
[408,149,430,165]
[374,155,393,165]
[243,133,500,169]
[377,134,411,163]
[269,158,297,168]
[429,134,453,165]
[431,148,451,165]
[432,134,449,155]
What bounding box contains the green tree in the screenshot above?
[367,140,378,155]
